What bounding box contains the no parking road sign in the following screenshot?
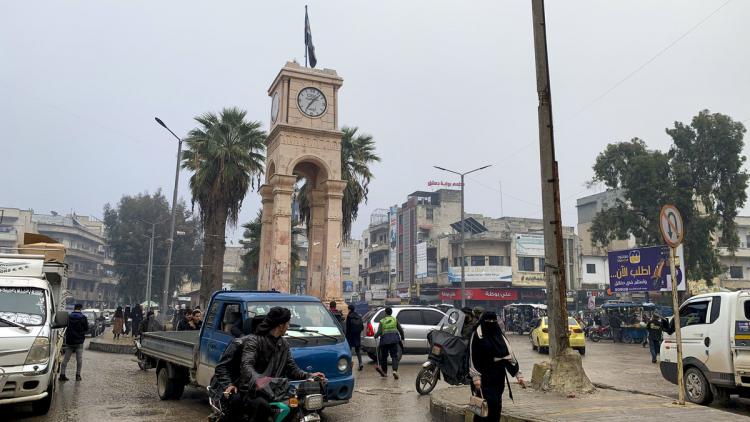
[659,204,684,247]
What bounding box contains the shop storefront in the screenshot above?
[440,287,546,313]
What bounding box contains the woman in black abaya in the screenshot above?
[468,311,525,422]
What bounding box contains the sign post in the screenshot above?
[659,204,685,405]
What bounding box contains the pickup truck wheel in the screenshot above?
[157,366,184,400]
[684,367,712,405]
[31,380,54,415]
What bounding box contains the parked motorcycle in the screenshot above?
[589,325,611,342]
[415,343,442,395]
[208,377,326,422]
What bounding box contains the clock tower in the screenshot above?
[258,61,346,305]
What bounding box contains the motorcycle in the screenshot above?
[208,377,326,422]
[589,325,611,342]
[415,343,442,395]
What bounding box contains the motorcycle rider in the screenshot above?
[238,307,325,421]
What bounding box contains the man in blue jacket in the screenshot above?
[60,304,88,381]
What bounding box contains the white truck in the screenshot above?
[0,253,69,415]
[660,290,750,405]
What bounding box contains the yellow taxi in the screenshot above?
[530,317,586,355]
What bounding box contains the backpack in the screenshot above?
[348,313,364,334]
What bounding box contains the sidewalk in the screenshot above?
[88,327,136,354]
[430,385,748,422]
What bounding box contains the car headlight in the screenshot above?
[25,337,50,365]
[304,393,324,411]
[337,357,349,373]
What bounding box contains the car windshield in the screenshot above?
[246,301,343,337]
[0,287,46,326]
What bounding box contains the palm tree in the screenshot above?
[182,107,266,304]
[239,209,305,290]
[298,126,380,239]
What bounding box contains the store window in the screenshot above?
[586,263,596,274]
[471,256,485,266]
[519,257,535,271]
[488,256,502,266]
[538,258,545,271]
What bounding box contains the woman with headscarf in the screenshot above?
[468,311,525,422]
[132,304,144,337]
[123,306,132,336]
[112,306,124,340]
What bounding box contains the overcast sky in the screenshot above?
[3,0,749,243]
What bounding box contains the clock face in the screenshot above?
[297,87,327,118]
[270,91,280,123]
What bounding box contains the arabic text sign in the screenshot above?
[448,266,512,282]
[608,245,686,292]
[416,242,427,278]
[440,288,518,301]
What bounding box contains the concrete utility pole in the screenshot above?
[155,117,183,321]
[531,0,593,393]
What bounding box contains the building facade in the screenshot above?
[0,207,37,253]
[716,215,750,290]
[32,213,119,308]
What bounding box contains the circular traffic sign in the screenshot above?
[660,204,684,247]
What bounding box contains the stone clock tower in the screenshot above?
[258,61,345,304]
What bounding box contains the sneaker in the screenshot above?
[652,359,657,364]
[59,374,69,382]
[358,364,364,371]
[393,372,399,380]
[375,367,386,377]
[76,374,82,381]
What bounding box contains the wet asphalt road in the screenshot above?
[5,334,749,421]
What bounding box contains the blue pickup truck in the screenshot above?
[138,291,354,407]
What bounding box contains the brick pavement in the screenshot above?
[430,385,749,422]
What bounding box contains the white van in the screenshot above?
[0,254,69,415]
[660,290,750,405]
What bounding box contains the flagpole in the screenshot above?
[304,5,308,68]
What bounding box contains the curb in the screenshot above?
[430,387,545,422]
[88,339,135,354]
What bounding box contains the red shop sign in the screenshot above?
[440,288,518,301]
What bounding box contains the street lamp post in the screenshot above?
[155,117,183,321]
[433,164,491,308]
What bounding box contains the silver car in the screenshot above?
[361,305,446,360]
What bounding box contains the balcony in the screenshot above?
[369,243,389,253]
[367,263,390,274]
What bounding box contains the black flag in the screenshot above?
[305,7,317,68]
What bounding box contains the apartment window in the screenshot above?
[342,267,351,276]
[538,258,545,272]
[364,239,369,248]
[519,257,535,272]
[488,256,502,266]
[471,256,485,266]
[364,258,368,268]
[586,263,596,274]
[426,208,434,220]
[730,266,743,279]
[342,250,351,259]
[440,258,449,272]
[746,235,750,248]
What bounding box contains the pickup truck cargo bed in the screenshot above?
[140,330,199,369]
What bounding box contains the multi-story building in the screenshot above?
[437,216,580,311]
[32,213,119,308]
[341,239,361,300]
[361,209,391,298]
[576,190,635,304]
[717,215,750,290]
[0,207,37,253]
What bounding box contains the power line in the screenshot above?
[566,0,733,121]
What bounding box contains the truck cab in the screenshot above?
[140,291,354,407]
[660,290,750,405]
[0,254,69,415]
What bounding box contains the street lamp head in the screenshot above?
[154,117,167,128]
[433,166,448,172]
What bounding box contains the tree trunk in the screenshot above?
[199,223,215,307]
[210,209,228,297]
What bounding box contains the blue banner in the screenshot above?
[608,245,685,292]
[343,280,353,293]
